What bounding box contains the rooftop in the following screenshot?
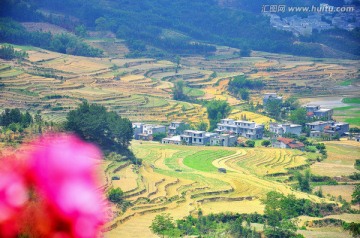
[163,136,181,142]
[316,108,332,112]
[184,130,205,134]
[143,124,166,129]
[306,121,333,126]
[333,122,349,126]
[277,137,304,148]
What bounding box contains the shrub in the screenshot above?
[349,172,360,180]
[107,187,124,203]
[0,44,28,60]
[261,140,271,147]
[246,140,255,148]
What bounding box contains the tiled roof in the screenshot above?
[277,137,294,144]
[277,137,304,148]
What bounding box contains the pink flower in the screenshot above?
[0,157,29,237]
[28,134,106,237]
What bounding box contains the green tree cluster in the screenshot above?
[150,213,179,238]
[0,108,33,130]
[65,102,133,152]
[0,19,102,57]
[2,0,359,58]
[107,187,124,203]
[228,75,264,101]
[261,140,271,147]
[289,108,308,126]
[296,170,312,193]
[0,44,28,60]
[205,100,231,131]
[245,140,255,147]
[172,80,188,101]
[352,185,360,206]
[152,132,167,142]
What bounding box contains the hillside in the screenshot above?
[1,0,360,59]
[1,42,359,126]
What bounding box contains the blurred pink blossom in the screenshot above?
[0,134,106,238]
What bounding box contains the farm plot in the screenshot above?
[314,185,356,202]
[104,141,324,236]
[311,140,360,177]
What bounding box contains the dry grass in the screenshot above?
[311,162,357,177]
[311,140,360,176]
[314,185,356,202]
[201,199,265,215]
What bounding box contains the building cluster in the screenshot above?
[132,118,264,147]
[306,121,350,138]
[305,104,333,120]
[265,4,360,36]
[132,95,354,149]
[162,118,264,146]
[132,123,166,140]
[269,123,302,137]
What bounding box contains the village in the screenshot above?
[132,93,357,150]
[265,3,360,36]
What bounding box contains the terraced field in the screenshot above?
[0,44,209,124]
[103,141,325,237]
[1,42,359,127]
[311,140,360,177]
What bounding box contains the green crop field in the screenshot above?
[183,150,235,172]
[184,86,205,97]
[343,97,360,104]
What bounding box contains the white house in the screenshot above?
[215,119,264,139]
[269,123,302,137]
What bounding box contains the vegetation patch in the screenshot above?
[183,150,235,172]
[342,97,360,104]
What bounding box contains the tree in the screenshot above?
[153,132,167,142]
[290,108,307,126]
[95,17,108,31]
[240,47,251,57]
[238,88,250,101]
[246,140,255,147]
[262,191,299,238]
[265,99,282,120]
[352,185,360,206]
[344,222,360,237]
[150,213,176,238]
[74,25,87,38]
[0,44,28,60]
[196,121,208,131]
[172,80,188,101]
[22,111,33,127]
[177,123,191,134]
[283,97,300,110]
[175,55,180,73]
[205,100,231,131]
[107,187,124,203]
[65,102,133,152]
[261,140,271,147]
[296,170,311,193]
